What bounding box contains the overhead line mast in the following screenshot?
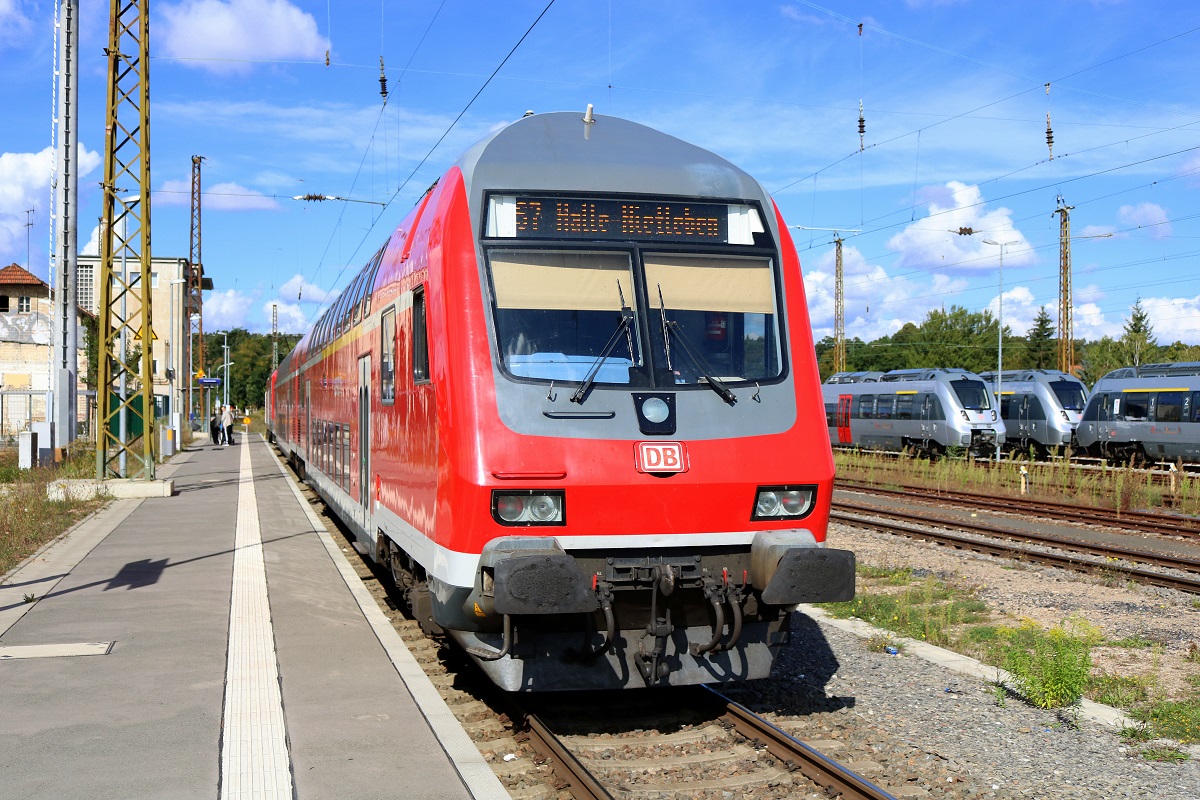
[792,226,859,374]
[188,155,205,423]
[96,0,154,479]
[1054,196,1074,376]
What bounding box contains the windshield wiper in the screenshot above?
[571,283,636,405]
[657,285,737,406]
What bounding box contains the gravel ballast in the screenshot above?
[719,523,1200,799]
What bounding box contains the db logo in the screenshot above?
[635,441,688,474]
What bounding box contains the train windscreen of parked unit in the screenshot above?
[1050,380,1087,411]
[951,379,992,410]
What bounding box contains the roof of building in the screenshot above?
[0,264,47,287]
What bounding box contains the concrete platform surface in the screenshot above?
[0,436,509,800]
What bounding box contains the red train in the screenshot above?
[266,111,855,690]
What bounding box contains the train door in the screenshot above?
[836,394,852,444]
[305,380,312,457]
[358,355,371,507]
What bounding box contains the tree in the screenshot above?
[1079,336,1123,385]
[1022,306,1055,369]
[1118,299,1159,368]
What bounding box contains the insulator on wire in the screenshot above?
[1046,112,1054,160]
[379,56,388,100]
[858,100,865,151]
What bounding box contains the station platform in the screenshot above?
[0,435,510,800]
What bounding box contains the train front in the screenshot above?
[435,112,855,690]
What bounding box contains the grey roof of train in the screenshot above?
[1098,362,1200,380]
[454,112,773,211]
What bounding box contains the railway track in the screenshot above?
[830,504,1200,595]
[835,479,1200,539]
[291,473,907,800]
[510,688,899,800]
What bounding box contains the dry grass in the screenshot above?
[834,449,1200,515]
[0,446,106,579]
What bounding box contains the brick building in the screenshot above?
[0,263,92,437]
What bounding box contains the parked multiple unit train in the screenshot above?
[976,369,1089,456]
[266,111,855,691]
[822,368,1005,458]
[1076,362,1200,463]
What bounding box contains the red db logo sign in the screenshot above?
[635,441,688,474]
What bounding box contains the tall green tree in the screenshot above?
[1022,306,1056,369]
[1118,299,1159,368]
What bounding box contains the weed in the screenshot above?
[1106,635,1158,649]
[857,565,914,584]
[1185,643,1200,663]
[1087,673,1150,707]
[22,593,36,604]
[866,634,902,654]
[989,621,1093,709]
[1127,698,1200,745]
[1140,747,1189,763]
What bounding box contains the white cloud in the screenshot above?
[159,0,327,74]
[279,273,332,304]
[802,242,969,342]
[984,287,1044,336]
[157,179,280,211]
[0,144,101,264]
[204,288,255,329]
[81,225,100,256]
[1117,202,1172,238]
[0,0,32,45]
[1140,295,1200,345]
[265,300,309,333]
[886,182,1033,273]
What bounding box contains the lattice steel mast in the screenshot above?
[188,155,205,422]
[95,0,154,479]
[832,234,846,374]
[1054,196,1074,375]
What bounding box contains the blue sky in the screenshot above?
[2,0,1199,345]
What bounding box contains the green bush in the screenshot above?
[993,621,1093,709]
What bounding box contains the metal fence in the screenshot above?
[0,390,98,446]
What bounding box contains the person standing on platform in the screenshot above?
[209,409,221,446]
[221,404,235,447]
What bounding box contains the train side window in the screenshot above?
[875,395,894,419]
[1123,392,1149,420]
[413,286,430,384]
[1026,396,1046,420]
[1081,393,1102,421]
[381,306,396,405]
[1190,391,1200,422]
[858,394,875,419]
[1155,391,1184,423]
[825,402,836,427]
[999,395,1012,419]
[924,395,945,421]
[896,395,913,420]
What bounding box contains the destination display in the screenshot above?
[497,196,731,243]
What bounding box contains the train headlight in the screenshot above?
[492,490,565,526]
[752,485,817,521]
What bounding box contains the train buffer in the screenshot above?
[0,436,509,800]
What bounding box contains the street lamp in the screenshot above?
[982,238,1018,462]
[168,276,187,444]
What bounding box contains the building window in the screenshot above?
[151,272,159,288]
[0,295,9,312]
[18,296,31,313]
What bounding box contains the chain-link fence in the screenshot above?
[0,390,98,447]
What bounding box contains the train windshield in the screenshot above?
[950,379,992,410]
[646,254,781,384]
[1050,380,1087,411]
[489,250,643,383]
